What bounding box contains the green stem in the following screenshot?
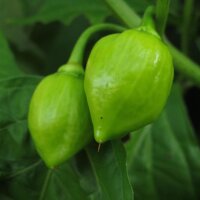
[39,169,53,200]
[104,0,200,87]
[68,23,126,65]
[167,42,200,86]
[104,0,141,28]
[137,6,160,39]
[155,0,170,37]
[141,6,156,29]
[181,0,194,54]
[6,160,42,179]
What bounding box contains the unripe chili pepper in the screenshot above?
[84,8,174,143]
[28,64,93,168]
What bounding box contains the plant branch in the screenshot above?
[104,0,200,87]
[155,0,171,37]
[104,0,141,28]
[181,0,194,54]
[167,42,200,86]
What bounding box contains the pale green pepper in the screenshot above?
[84,11,174,143]
[28,64,93,168]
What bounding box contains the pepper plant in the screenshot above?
[0,0,200,199]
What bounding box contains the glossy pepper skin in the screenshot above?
[28,64,93,168]
[84,28,174,143]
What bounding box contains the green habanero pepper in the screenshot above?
[28,64,93,168]
[84,9,174,143]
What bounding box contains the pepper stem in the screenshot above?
[136,6,160,39]
[67,23,126,65]
[141,6,156,30]
[155,0,170,37]
[98,143,101,152]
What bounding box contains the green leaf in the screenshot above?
[86,140,134,200]
[0,75,44,199]
[0,161,46,199]
[0,155,101,200]
[45,162,90,200]
[74,151,101,199]
[0,31,21,78]
[14,0,154,26]
[30,18,89,74]
[126,84,200,200]
[17,0,109,25]
[0,0,44,55]
[0,76,41,177]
